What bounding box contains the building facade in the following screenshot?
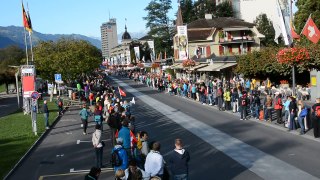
[100,18,118,59]
[216,0,290,45]
[172,15,264,81]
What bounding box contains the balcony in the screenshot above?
[219,35,254,44]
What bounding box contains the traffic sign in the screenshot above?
[54,74,62,82]
[31,91,40,100]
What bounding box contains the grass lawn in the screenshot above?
[0,100,59,179]
[0,84,5,93]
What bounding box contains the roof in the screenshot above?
[188,29,213,41]
[187,17,255,29]
[122,25,131,40]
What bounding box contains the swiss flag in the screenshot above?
[118,86,126,97]
[301,16,320,44]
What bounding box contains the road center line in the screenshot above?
[111,77,318,180]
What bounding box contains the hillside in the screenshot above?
[0,26,101,49]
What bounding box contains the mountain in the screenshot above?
[0,26,101,49]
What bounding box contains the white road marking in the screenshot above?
[76,140,109,144]
[112,77,319,180]
[70,167,113,173]
[60,119,77,122]
[56,154,64,157]
[66,132,72,135]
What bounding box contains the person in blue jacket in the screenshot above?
[112,138,129,172]
[118,119,131,158]
[79,104,91,135]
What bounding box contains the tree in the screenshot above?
[143,0,174,57]
[180,0,196,24]
[294,0,320,33]
[33,38,102,82]
[215,1,233,17]
[254,14,277,47]
[0,45,24,93]
[194,0,215,19]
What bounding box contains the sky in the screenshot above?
[0,0,179,38]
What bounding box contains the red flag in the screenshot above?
[301,16,320,44]
[118,87,126,97]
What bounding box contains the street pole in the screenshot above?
[292,65,296,96]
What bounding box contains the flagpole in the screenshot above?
[28,32,34,62]
[23,28,29,65]
[27,3,34,62]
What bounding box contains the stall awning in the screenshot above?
[189,63,208,71]
[197,62,236,72]
[171,63,184,69]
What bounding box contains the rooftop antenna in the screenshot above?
[108,10,110,20]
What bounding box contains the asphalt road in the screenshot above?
[6,76,320,180]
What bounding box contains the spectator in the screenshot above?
[43,100,50,130]
[312,98,320,138]
[265,94,273,122]
[274,92,283,124]
[79,104,90,135]
[297,103,308,135]
[125,160,149,180]
[56,96,63,115]
[118,119,131,158]
[288,96,298,131]
[112,138,129,172]
[92,124,104,168]
[240,93,249,120]
[145,142,164,178]
[168,139,190,180]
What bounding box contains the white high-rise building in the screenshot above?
[100,18,118,59]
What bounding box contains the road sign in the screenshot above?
[54,74,62,82]
[31,91,40,100]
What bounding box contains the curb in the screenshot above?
[3,108,67,180]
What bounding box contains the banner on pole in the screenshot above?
[177,26,188,60]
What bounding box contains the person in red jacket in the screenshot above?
[274,92,283,124]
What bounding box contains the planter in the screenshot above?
[280,84,289,88]
[219,38,224,42]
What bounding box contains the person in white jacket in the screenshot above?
[144,142,164,178]
[92,124,103,168]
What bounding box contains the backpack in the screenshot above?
[111,149,122,167]
[315,106,320,118]
[241,98,247,106]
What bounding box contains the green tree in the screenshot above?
[215,1,233,17]
[143,0,174,57]
[194,0,215,19]
[0,45,24,93]
[142,42,152,62]
[294,0,320,33]
[33,38,102,82]
[254,13,277,47]
[180,0,196,24]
